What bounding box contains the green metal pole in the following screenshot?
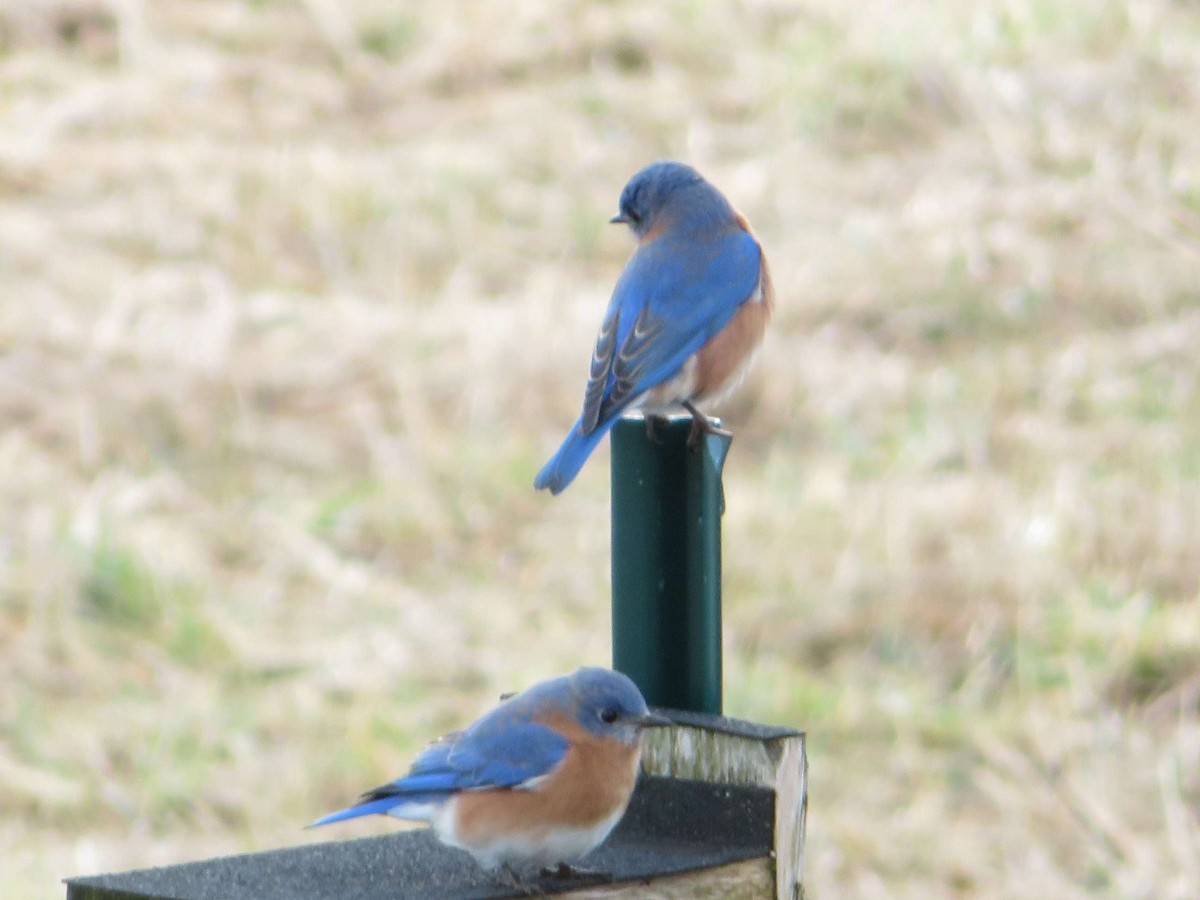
[611,414,731,714]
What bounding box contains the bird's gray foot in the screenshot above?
[496,863,540,895]
[538,862,613,883]
[682,401,731,449]
[643,414,670,445]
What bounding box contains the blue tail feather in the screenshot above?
[534,418,614,494]
[307,796,404,828]
[306,791,447,829]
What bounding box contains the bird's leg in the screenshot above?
[538,862,613,883]
[643,413,668,445]
[496,863,540,895]
[682,400,731,450]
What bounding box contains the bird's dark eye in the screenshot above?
[599,707,619,724]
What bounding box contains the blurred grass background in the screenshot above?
[2,0,1199,896]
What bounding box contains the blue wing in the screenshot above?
[307,719,569,828]
[534,226,760,494]
[595,228,761,424]
[440,719,569,789]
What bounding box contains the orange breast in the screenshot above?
[451,716,641,845]
[693,252,773,402]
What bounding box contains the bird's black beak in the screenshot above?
[633,711,672,729]
[609,212,629,225]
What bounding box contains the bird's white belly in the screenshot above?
[630,276,767,416]
[434,798,625,869]
[635,356,699,414]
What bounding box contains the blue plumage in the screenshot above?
[535,161,766,494]
[309,669,658,829]
[308,668,668,870]
[308,718,569,829]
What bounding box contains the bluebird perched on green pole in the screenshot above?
[535,161,773,494]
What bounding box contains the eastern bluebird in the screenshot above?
[534,160,774,494]
[308,667,668,876]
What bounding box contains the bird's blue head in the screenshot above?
[568,667,670,746]
[610,160,730,239]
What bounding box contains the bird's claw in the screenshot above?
[496,863,540,895]
[682,401,731,450]
[643,415,667,445]
[538,862,613,883]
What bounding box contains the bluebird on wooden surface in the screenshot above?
[308,667,668,875]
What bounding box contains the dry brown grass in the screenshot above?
[3,0,1200,896]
